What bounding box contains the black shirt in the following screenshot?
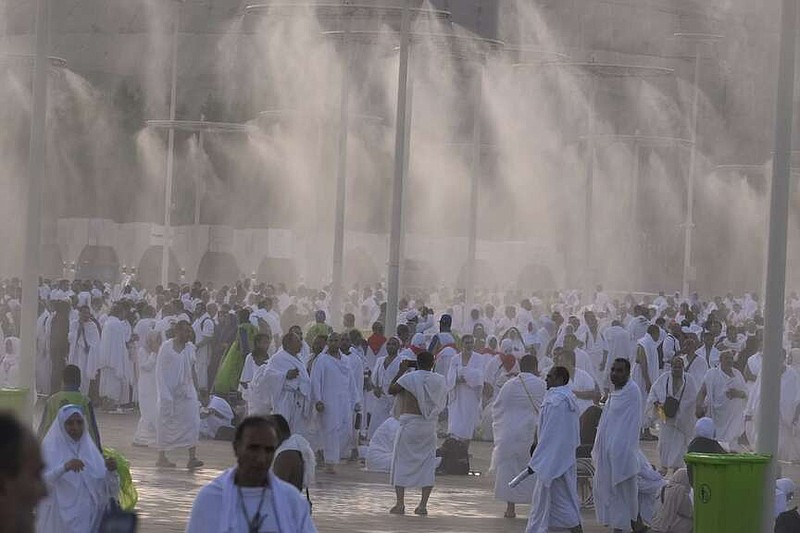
[686,436,727,484]
[775,509,800,533]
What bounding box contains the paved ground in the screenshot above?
[92,411,800,532]
[93,412,623,532]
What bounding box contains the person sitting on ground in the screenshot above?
[0,413,47,533]
[200,395,236,441]
[365,417,400,473]
[776,478,800,533]
[186,416,317,532]
[37,365,101,448]
[269,414,316,493]
[650,468,693,533]
[36,405,120,533]
[686,417,726,483]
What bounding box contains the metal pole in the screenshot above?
[583,78,597,302]
[757,0,797,530]
[682,46,702,298]
[330,29,352,329]
[398,76,414,275]
[161,1,180,288]
[386,0,411,335]
[630,141,640,288]
[195,115,204,227]
[465,72,482,312]
[21,0,49,422]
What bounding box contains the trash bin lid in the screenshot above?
[685,452,771,465]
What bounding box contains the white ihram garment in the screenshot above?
[702,367,747,448]
[525,385,582,533]
[98,316,133,404]
[646,373,698,469]
[593,380,643,530]
[445,352,486,440]
[490,373,545,504]
[390,370,447,488]
[253,349,313,437]
[310,352,357,464]
[134,346,158,446]
[156,339,200,450]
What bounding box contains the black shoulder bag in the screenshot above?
[663,376,685,419]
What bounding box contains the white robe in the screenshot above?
[702,367,747,448]
[370,354,411,439]
[390,370,447,488]
[634,336,660,427]
[134,346,158,446]
[491,373,545,504]
[593,380,643,530]
[445,351,486,440]
[365,417,399,473]
[192,314,215,391]
[646,373,698,469]
[605,325,633,363]
[36,405,119,533]
[156,339,200,450]
[747,367,800,461]
[526,385,582,533]
[36,310,52,395]
[253,349,313,436]
[310,352,357,464]
[681,354,710,391]
[695,345,721,369]
[637,452,666,523]
[570,368,599,417]
[627,317,650,359]
[186,469,316,533]
[98,316,133,404]
[576,324,607,382]
[68,319,101,395]
[200,395,234,439]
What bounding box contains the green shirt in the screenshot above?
[37,389,101,449]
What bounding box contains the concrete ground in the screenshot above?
[94,411,659,533]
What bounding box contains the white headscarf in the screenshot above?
[40,405,109,529]
[694,417,716,439]
[410,333,426,350]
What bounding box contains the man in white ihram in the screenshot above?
[98,304,133,407]
[155,320,203,469]
[445,334,486,442]
[187,416,316,532]
[696,349,747,451]
[634,325,660,440]
[593,358,643,533]
[388,351,447,516]
[192,301,215,395]
[490,354,546,519]
[371,337,411,435]
[524,365,583,533]
[252,332,313,438]
[310,332,359,473]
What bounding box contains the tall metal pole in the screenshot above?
[330,29,352,329]
[583,78,597,302]
[757,0,797,530]
[630,140,641,288]
[682,46,702,298]
[161,1,180,287]
[465,72,482,312]
[386,0,411,335]
[21,0,50,421]
[195,115,204,227]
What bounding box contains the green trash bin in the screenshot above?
[685,452,771,533]
[0,388,30,419]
